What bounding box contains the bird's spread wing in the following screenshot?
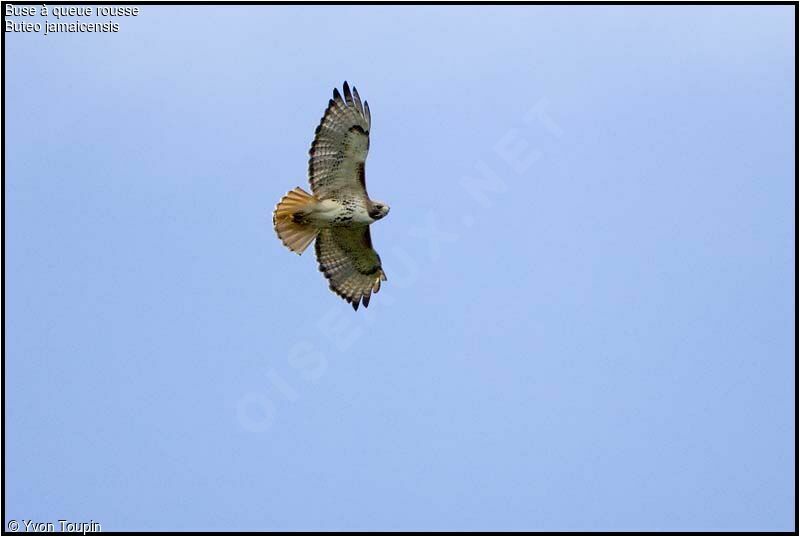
[315,227,386,310]
[308,82,371,199]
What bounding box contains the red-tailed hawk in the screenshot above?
[273,82,389,311]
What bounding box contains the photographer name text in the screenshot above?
[7,519,101,534]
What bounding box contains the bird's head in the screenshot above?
[369,201,390,220]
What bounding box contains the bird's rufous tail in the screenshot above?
[273,187,319,254]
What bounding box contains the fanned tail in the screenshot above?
[273,187,319,254]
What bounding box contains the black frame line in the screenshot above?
[0,2,797,535]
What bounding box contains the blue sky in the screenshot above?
[4,5,795,532]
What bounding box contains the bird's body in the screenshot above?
[297,198,377,226]
[272,82,389,310]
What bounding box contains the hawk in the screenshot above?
[273,82,389,311]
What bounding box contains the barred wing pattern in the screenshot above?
[308,81,372,199]
[315,227,386,310]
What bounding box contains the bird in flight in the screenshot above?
[273,82,389,311]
